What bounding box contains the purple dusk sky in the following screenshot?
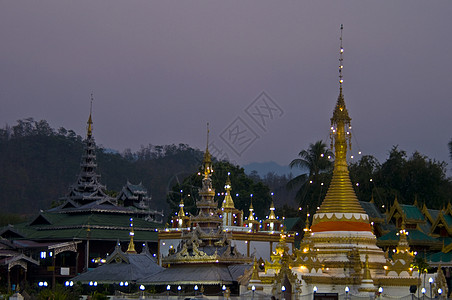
[1,1,451,171]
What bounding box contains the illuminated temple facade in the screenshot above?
[158,140,296,264]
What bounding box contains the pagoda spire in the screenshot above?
[178,194,186,217]
[311,24,369,232]
[64,97,109,205]
[268,199,277,220]
[126,218,137,254]
[222,172,235,209]
[190,124,221,238]
[87,94,94,138]
[303,207,311,237]
[202,123,213,179]
[246,195,259,232]
[248,195,255,221]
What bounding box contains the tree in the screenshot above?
[348,146,452,209]
[349,155,380,202]
[287,140,334,212]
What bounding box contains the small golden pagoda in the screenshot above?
[263,199,283,232]
[126,218,137,254]
[385,220,415,277]
[171,196,190,229]
[221,173,243,228]
[245,197,259,232]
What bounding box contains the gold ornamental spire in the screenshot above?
[363,253,372,281]
[202,123,212,178]
[126,218,137,254]
[178,191,185,216]
[222,172,235,209]
[268,199,277,220]
[316,24,365,215]
[248,195,255,221]
[303,208,311,237]
[87,94,94,138]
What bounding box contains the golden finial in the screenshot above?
[339,24,344,90]
[87,94,94,138]
[202,123,212,178]
[268,195,276,220]
[248,194,255,221]
[178,190,185,216]
[222,172,235,209]
[330,25,352,153]
[363,253,372,280]
[311,25,366,219]
[304,206,311,235]
[126,218,137,254]
[206,122,210,149]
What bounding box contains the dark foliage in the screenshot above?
[0,118,203,215]
[287,140,334,214]
[289,141,452,212]
[348,146,452,209]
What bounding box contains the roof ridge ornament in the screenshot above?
[87,93,94,138]
[202,122,212,178]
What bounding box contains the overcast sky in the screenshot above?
[1,1,451,171]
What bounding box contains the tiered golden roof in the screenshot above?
[311,26,368,233]
[315,90,365,215]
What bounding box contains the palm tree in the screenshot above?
[287,140,334,211]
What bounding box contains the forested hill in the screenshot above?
[0,118,204,215]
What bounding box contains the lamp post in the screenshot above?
[345,286,349,300]
[421,287,426,300]
[281,285,286,300]
[313,286,318,300]
[194,285,198,297]
[178,285,181,298]
[252,285,256,300]
[378,287,383,299]
[438,288,442,300]
[166,284,170,300]
[222,285,226,300]
[139,285,145,299]
[429,277,433,299]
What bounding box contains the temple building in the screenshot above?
[159,139,297,263]
[140,142,253,296]
[70,222,163,287]
[0,108,163,288]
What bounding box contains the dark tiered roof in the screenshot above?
[72,244,163,284]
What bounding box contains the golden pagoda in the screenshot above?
[189,125,223,235]
[221,173,243,228]
[263,198,283,232]
[291,25,417,295]
[126,218,137,254]
[171,194,190,229]
[245,197,259,232]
